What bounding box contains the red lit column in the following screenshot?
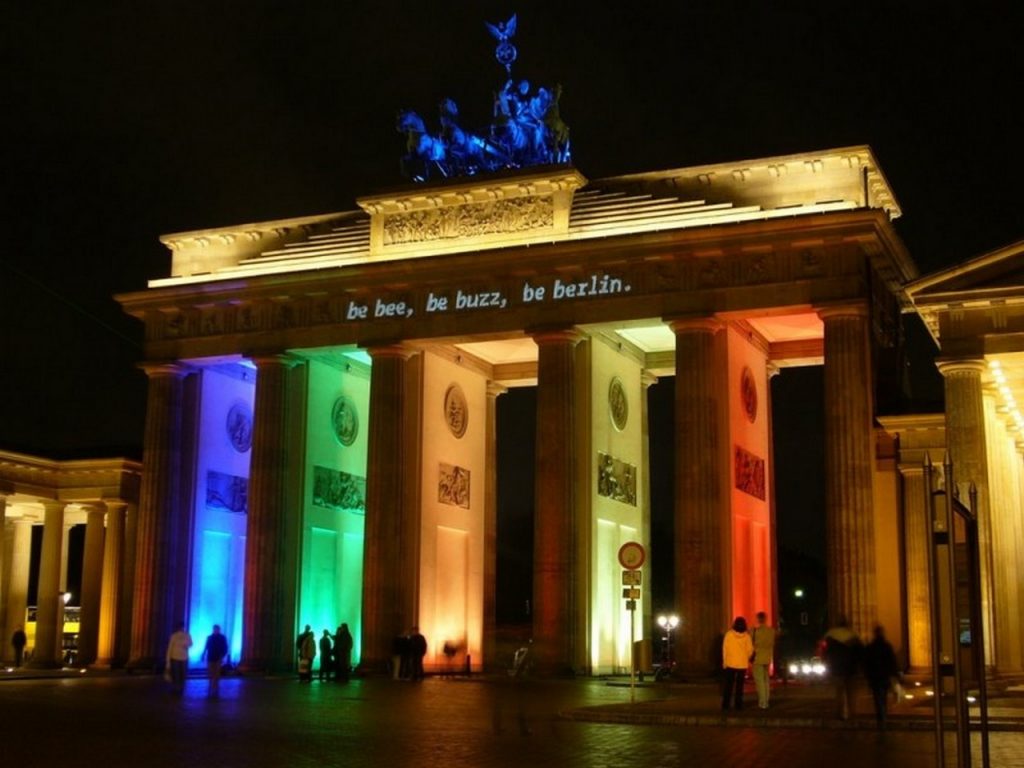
[483,381,506,671]
[28,501,66,668]
[672,318,729,673]
[240,355,298,673]
[128,364,188,670]
[532,329,583,674]
[360,346,418,672]
[821,305,877,637]
[94,501,126,668]
[76,504,106,665]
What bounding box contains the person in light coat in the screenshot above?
[721,616,753,710]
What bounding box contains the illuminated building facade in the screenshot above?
[115,146,918,675]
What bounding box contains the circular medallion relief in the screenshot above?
[608,377,628,432]
[226,401,253,453]
[444,383,469,439]
[331,395,359,446]
[740,366,758,423]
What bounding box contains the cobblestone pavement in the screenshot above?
[2,674,1022,767]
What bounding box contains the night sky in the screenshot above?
[4,3,1022,620]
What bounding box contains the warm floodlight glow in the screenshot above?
[789,663,799,675]
[794,588,804,598]
[61,592,72,605]
[967,695,977,703]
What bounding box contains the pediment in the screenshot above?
[907,239,1024,303]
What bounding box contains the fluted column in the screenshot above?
[483,381,506,671]
[360,346,416,672]
[240,355,297,673]
[766,364,781,624]
[129,364,188,670]
[937,359,996,668]
[532,329,583,674]
[75,505,106,665]
[899,465,931,671]
[94,502,126,667]
[3,520,32,664]
[640,372,657,639]
[29,501,66,668]
[672,318,729,672]
[821,305,877,637]
[118,503,137,667]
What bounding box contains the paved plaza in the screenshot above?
[3,672,1022,767]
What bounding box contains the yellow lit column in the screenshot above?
[672,318,729,673]
[532,329,583,674]
[28,501,66,668]
[899,464,931,672]
[94,502,126,668]
[936,359,996,669]
[821,305,877,637]
[0,496,7,639]
[240,355,299,673]
[483,381,506,672]
[118,502,137,668]
[360,346,418,672]
[640,372,656,642]
[129,364,188,670]
[3,520,32,664]
[76,504,106,666]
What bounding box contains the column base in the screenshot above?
[25,658,62,670]
[125,656,161,673]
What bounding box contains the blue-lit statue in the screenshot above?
[397,13,571,181]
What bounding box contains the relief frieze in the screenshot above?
[382,195,554,246]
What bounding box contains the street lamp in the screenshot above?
[656,614,680,672]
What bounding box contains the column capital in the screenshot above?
[530,327,585,346]
[138,361,191,379]
[486,381,508,399]
[816,302,869,321]
[935,358,987,377]
[364,344,417,361]
[767,362,781,379]
[667,316,724,334]
[249,353,302,369]
[641,370,659,389]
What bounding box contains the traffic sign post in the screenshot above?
[618,542,646,703]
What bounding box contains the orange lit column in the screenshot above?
[360,346,418,672]
[28,501,66,668]
[821,305,877,637]
[2,519,32,664]
[672,318,729,673]
[76,504,106,665]
[94,502,126,668]
[128,364,188,670]
[240,355,298,673]
[937,359,996,669]
[532,329,583,674]
[898,464,931,672]
[483,381,506,671]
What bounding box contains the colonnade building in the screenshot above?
[0,146,1004,678]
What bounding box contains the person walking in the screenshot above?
[11,627,27,667]
[318,629,333,682]
[863,625,900,729]
[409,626,427,681]
[751,611,776,710]
[296,625,316,682]
[822,616,862,720]
[721,616,753,711]
[201,625,229,698]
[165,621,193,695]
[334,623,353,683]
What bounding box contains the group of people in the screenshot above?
[296,623,354,683]
[391,627,428,681]
[165,621,229,697]
[720,611,901,728]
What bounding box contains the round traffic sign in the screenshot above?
[618,541,645,570]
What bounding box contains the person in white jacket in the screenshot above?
[721,616,753,710]
[165,622,193,695]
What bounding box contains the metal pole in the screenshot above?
[943,459,968,768]
[630,606,636,703]
[923,455,945,768]
[967,483,990,767]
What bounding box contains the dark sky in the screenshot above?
[3,4,1022,606]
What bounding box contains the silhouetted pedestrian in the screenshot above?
[296,625,315,682]
[11,627,27,667]
[319,629,333,681]
[409,626,427,681]
[201,624,229,697]
[392,633,408,680]
[334,623,353,682]
[721,616,752,710]
[751,611,776,709]
[165,621,192,695]
[823,616,862,720]
[863,625,900,729]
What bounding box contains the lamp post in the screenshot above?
[656,614,679,674]
[57,592,71,667]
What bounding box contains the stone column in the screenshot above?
[29,502,66,668]
[936,359,996,668]
[360,346,415,672]
[532,329,583,674]
[3,520,32,664]
[640,372,657,643]
[766,364,781,624]
[0,497,8,644]
[672,318,729,672]
[94,502,126,668]
[76,505,106,666]
[240,355,297,673]
[899,465,932,672]
[820,305,877,637]
[483,381,506,672]
[118,503,138,668]
[129,364,188,670]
